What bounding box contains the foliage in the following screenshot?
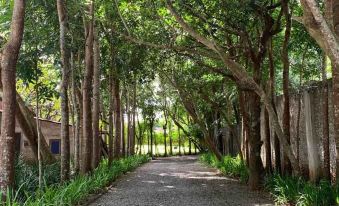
[265,174,338,206]
[13,156,61,203]
[199,153,249,183]
[2,155,149,206]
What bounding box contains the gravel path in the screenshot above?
[89,156,274,206]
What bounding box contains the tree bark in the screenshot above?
[131,78,136,155]
[169,120,173,155]
[248,90,264,189]
[321,55,330,180]
[57,0,71,181]
[92,28,100,169]
[113,69,121,158]
[108,68,114,165]
[178,127,181,156]
[281,0,292,175]
[126,91,131,156]
[264,109,272,173]
[0,0,25,195]
[239,91,250,166]
[121,96,125,157]
[81,2,94,174]
[150,119,154,159]
[75,87,83,169]
[72,53,80,174]
[163,110,168,157]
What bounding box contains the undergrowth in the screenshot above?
[200,153,338,206]
[199,153,249,183]
[2,155,149,206]
[265,174,338,206]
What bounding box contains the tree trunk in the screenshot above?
[150,119,154,159]
[163,111,168,157]
[57,0,71,181]
[0,0,25,195]
[81,2,94,174]
[281,0,292,176]
[248,91,264,189]
[178,127,181,156]
[72,53,80,174]
[75,88,83,169]
[169,120,173,155]
[330,0,339,183]
[126,91,131,156]
[113,71,121,158]
[92,29,100,169]
[147,129,150,155]
[333,62,339,182]
[131,78,136,155]
[321,55,330,180]
[239,91,250,166]
[268,39,281,174]
[108,81,114,165]
[264,109,272,173]
[121,97,125,157]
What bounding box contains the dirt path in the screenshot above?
[89,156,274,206]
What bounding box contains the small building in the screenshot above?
[18,118,75,161]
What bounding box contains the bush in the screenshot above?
[199,153,249,183]
[3,155,149,206]
[265,174,338,206]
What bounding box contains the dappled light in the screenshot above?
[0,0,338,205]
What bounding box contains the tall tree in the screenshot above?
[130,78,137,155]
[321,55,330,180]
[281,0,292,175]
[0,0,25,195]
[92,27,100,168]
[81,1,94,174]
[57,0,71,181]
[113,68,121,158]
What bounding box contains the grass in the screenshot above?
[199,153,249,183]
[200,152,339,206]
[3,155,150,206]
[13,156,61,203]
[265,174,338,206]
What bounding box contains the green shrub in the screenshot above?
[2,155,149,206]
[199,153,249,183]
[265,174,338,206]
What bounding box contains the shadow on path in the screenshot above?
[89,156,273,206]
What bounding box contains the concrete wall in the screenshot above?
[261,81,337,179]
[18,119,74,161]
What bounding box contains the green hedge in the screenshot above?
[5,155,149,206]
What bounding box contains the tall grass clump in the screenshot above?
[2,155,149,206]
[199,153,248,183]
[265,173,338,206]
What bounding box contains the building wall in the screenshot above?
[19,119,74,161]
